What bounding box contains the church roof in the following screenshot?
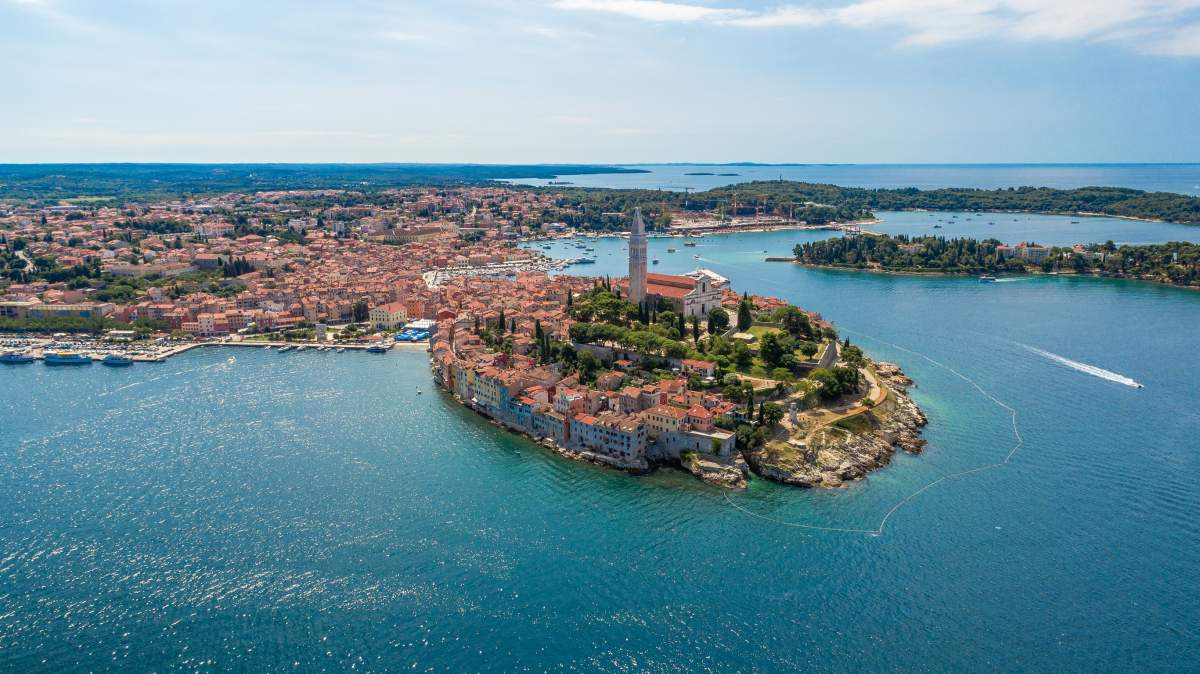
[646,272,696,289]
[646,272,698,299]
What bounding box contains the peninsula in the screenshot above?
[429,209,927,489]
[791,234,1200,288]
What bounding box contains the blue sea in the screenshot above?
[503,163,1200,195]
[3,220,1200,671]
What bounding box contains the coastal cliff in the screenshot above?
[742,362,928,489]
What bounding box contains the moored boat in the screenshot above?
[43,352,92,365]
[0,351,35,364]
[102,354,134,367]
[366,344,388,353]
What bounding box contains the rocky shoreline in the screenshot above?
[679,451,751,489]
[741,362,928,489]
[440,360,928,491]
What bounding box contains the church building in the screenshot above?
[627,209,724,317]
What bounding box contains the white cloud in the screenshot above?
[725,6,828,27]
[1143,20,1200,53]
[3,0,112,35]
[551,0,748,23]
[552,0,1200,55]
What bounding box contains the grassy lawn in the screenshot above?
[747,325,785,339]
[65,196,116,204]
[834,412,875,434]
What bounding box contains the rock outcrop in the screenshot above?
[680,451,750,489]
[743,363,928,488]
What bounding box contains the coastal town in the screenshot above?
[1,186,926,488]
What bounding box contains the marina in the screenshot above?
[0,335,428,367]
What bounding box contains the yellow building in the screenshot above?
[369,301,408,329]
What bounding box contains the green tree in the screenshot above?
[736,299,752,331]
[760,402,784,427]
[708,307,729,333]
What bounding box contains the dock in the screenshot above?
[10,338,429,365]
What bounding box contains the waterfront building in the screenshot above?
[369,302,408,330]
[641,404,735,459]
[25,302,114,319]
[569,412,648,464]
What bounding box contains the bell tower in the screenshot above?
[628,208,648,305]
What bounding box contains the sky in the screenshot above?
[1,0,1199,163]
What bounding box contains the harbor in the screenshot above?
[0,335,429,366]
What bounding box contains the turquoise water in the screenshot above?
[4,232,1200,671]
[503,163,1200,195]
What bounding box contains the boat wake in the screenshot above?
[1020,344,1143,388]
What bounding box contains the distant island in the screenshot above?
[535,182,1200,229]
[791,234,1200,288]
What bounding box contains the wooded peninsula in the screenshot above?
[792,234,1200,288]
